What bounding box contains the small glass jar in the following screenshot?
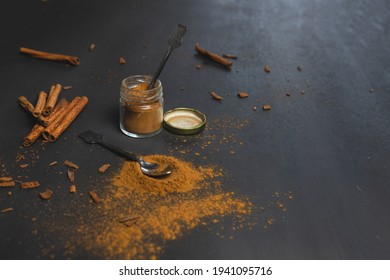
[120,75,163,138]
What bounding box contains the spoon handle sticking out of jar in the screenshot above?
[149,24,187,89]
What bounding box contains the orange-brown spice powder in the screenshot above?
[66,155,252,259]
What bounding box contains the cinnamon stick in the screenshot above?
[23,123,45,147]
[18,96,35,113]
[42,96,81,140]
[43,84,62,116]
[195,43,233,69]
[32,91,47,118]
[39,98,68,127]
[42,96,88,142]
[20,47,80,66]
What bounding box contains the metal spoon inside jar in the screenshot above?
[79,130,172,177]
[149,24,187,89]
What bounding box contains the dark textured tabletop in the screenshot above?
[0,0,389,260]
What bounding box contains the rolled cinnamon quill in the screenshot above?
[20,47,80,66]
[42,96,88,142]
[23,123,45,147]
[43,84,62,117]
[18,96,35,113]
[195,43,233,69]
[42,97,80,139]
[32,91,47,118]
[39,98,68,127]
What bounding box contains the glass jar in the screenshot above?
[119,75,163,138]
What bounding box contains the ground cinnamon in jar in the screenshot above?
[120,75,163,138]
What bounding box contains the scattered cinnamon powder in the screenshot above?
[63,155,252,259]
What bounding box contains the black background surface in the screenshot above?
[0,0,389,259]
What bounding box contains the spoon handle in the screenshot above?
[149,46,172,89]
[148,24,187,89]
[96,139,140,163]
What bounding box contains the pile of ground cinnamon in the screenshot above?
[65,155,252,259]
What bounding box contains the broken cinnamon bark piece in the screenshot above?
[210,91,223,101]
[20,181,40,189]
[119,57,126,64]
[64,160,79,170]
[48,161,58,167]
[0,178,15,187]
[69,185,77,193]
[98,164,111,174]
[67,170,75,183]
[1,208,14,213]
[264,65,271,73]
[237,92,249,98]
[262,104,271,110]
[118,215,141,227]
[223,53,238,59]
[89,191,102,203]
[39,189,53,200]
[20,47,80,66]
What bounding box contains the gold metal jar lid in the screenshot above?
[163,108,206,135]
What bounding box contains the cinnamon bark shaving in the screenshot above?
[210,91,223,101]
[1,208,14,213]
[264,65,271,73]
[223,53,238,59]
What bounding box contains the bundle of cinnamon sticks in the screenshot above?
[19,84,88,146]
